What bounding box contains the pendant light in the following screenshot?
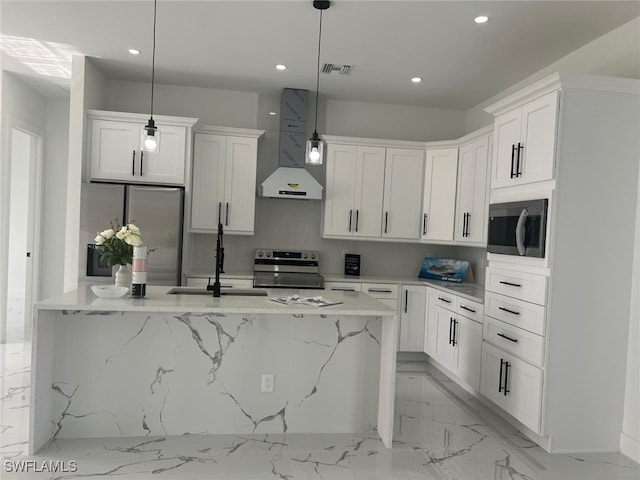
[143,0,158,152]
[305,0,330,165]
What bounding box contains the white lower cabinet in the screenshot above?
[399,285,427,352]
[432,304,483,391]
[480,342,543,433]
[362,283,399,310]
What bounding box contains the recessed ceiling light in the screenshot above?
[474,15,489,24]
[275,64,287,71]
[411,77,423,84]
[128,48,140,55]
[269,111,277,116]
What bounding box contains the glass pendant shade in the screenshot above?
[305,131,323,165]
[143,117,158,152]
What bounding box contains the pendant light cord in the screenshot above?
[314,9,323,133]
[150,0,157,119]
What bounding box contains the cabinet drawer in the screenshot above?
[361,283,398,299]
[485,267,548,305]
[456,298,484,323]
[324,282,362,292]
[484,317,544,366]
[485,291,546,336]
[432,291,457,311]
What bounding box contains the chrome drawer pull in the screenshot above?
[438,297,452,304]
[368,289,392,294]
[460,305,476,313]
[499,280,522,287]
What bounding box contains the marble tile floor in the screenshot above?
[1,342,638,480]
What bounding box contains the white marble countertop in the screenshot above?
[36,286,395,316]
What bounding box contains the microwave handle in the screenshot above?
[515,209,529,255]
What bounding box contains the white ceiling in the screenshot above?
[2,1,639,109]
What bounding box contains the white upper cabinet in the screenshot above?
[454,133,491,244]
[190,128,264,235]
[382,148,424,240]
[421,148,458,242]
[324,144,385,238]
[87,110,197,186]
[489,90,559,189]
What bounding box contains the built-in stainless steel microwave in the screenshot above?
[487,199,548,258]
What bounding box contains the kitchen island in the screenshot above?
[29,286,397,454]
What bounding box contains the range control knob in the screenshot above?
[303,253,309,259]
[266,251,272,257]
[257,251,264,257]
[310,253,317,260]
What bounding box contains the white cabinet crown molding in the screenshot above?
[322,135,426,150]
[196,124,265,138]
[86,109,199,128]
[484,72,640,117]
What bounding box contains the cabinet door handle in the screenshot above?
[516,143,524,177]
[140,150,144,176]
[423,213,427,235]
[499,359,505,393]
[504,361,511,395]
[348,210,353,232]
[331,287,355,292]
[368,288,392,294]
[510,144,516,178]
[499,280,522,288]
[497,332,519,343]
[384,212,389,234]
[466,212,471,237]
[462,213,467,237]
[225,202,229,226]
[498,306,520,316]
[438,296,452,304]
[132,150,136,175]
[460,305,476,313]
[404,289,408,313]
[217,202,222,225]
[452,319,458,346]
[355,209,359,233]
[449,317,454,345]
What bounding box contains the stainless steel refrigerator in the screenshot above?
[79,183,184,287]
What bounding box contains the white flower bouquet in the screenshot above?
[94,220,143,266]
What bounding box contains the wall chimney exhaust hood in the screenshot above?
[259,88,324,200]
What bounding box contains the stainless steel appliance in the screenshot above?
[487,198,548,258]
[80,183,184,286]
[253,249,324,289]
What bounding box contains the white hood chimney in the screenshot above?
[259,88,323,200]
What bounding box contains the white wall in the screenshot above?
[0,72,47,343]
[105,80,259,128]
[621,157,640,462]
[40,100,70,300]
[465,17,640,132]
[63,56,107,292]
[326,99,466,142]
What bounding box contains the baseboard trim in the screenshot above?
[620,431,640,463]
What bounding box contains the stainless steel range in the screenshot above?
[253,249,324,289]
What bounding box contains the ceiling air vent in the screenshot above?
[321,63,352,76]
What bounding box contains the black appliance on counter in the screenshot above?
[253,249,324,289]
[487,198,548,258]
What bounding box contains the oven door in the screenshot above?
[487,199,548,258]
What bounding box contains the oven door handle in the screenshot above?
[515,208,528,256]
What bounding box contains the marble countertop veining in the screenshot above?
[36,286,396,316]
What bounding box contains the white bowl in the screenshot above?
[91,285,129,298]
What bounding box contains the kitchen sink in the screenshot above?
[167,287,268,297]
